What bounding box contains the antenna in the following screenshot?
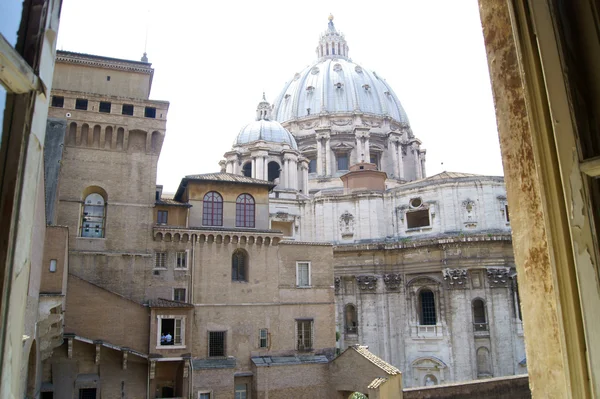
[141,6,150,62]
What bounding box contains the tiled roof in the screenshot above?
[352,345,400,375]
[368,377,388,389]
[148,298,194,308]
[156,197,191,207]
[192,357,236,370]
[251,355,329,367]
[184,173,276,187]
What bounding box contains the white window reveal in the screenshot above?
[296,261,311,287]
[176,251,187,269]
[157,315,185,348]
[155,252,167,269]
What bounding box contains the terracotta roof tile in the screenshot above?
[368,377,388,389]
[184,173,275,187]
[352,345,400,375]
[148,298,194,308]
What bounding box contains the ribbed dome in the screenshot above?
[272,58,410,124]
[235,119,298,150]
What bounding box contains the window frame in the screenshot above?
[157,210,168,225]
[296,319,314,351]
[156,315,186,349]
[406,208,431,229]
[472,298,488,331]
[345,304,358,334]
[296,261,311,288]
[99,101,111,113]
[173,288,187,302]
[231,250,248,282]
[235,193,255,228]
[259,328,269,349]
[80,192,107,238]
[154,252,167,270]
[144,106,157,118]
[198,392,212,399]
[122,103,134,115]
[336,153,349,171]
[202,191,223,227]
[419,289,437,326]
[175,251,188,269]
[51,95,64,108]
[75,98,88,110]
[208,331,227,357]
[235,384,248,399]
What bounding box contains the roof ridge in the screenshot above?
[351,345,400,375]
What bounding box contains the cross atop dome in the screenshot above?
[317,15,349,60]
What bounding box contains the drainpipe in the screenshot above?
[188,357,193,398]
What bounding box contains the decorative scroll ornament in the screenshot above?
[331,118,353,126]
[300,121,318,130]
[442,268,468,289]
[356,275,378,291]
[486,267,511,288]
[383,274,402,291]
[334,277,341,294]
[363,119,382,128]
[339,211,355,238]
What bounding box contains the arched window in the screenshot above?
[267,161,280,182]
[203,192,223,226]
[472,299,488,331]
[236,194,255,228]
[419,289,437,325]
[232,250,248,282]
[242,162,252,177]
[81,192,106,238]
[345,304,358,333]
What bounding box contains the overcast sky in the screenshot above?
[56,0,503,193]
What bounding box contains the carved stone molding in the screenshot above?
[300,121,318,130]
[487,267,511,288]
[334,277,341,295]
[331,118,352,126]
[339,211,355,238]
[442,268,469,289]
[356,275,378,292]
[383,273,402,291]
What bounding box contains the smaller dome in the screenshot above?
[235,119,298,150]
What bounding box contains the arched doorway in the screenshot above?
[267,161,280,182]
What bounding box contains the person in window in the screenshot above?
[160,333,166,344]
[165,332,172,345]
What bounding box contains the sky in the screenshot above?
[56,0,503,193]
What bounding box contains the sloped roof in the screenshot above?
[192,357,236,370]
[156,197,191,207]
[175,173,276,201]
[368,377,388,389]
[251,355,329,367]
[148,298,194,308]
[351,345,401,375]
[419,171,484,181]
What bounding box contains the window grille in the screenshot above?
[155,252,166,269]
[235,194,255,228]
[81,193,106,238]
[157,210,168,224]
[232,250,247,282]
[209,331,226,357]
[420,290,437,325]
[259,328,268,348]
[296,262,310,287]
[203,192,223,226]
[176,252,187,269]
[173,288,186,302]
[296,319,313,351]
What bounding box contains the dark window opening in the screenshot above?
[161,387,174,398]
[209,331,226,357]
[296,319,313,351]
[259,328,268,348]
[236,194,255,228]
[267,161,280,182]
[242,162,252,177]
[337,154,349,171]
[174,288,186,302]
[99,101,111,113]
[51,96,64,108]
[159,318,182,346]
[420,290,437,325]
[505,204,510,222]
[41,393,54,399]
[370,153,379,168]
[203,191,223,226]
[106,75,111,81]
[157,210,168,225]
[79,389,96,399]
[144,106,156,118]
[155,190,160,200]
[308,158,317,173]
[232,250,248,282]
[406,209,430,228]
[473,299,488,331]
[75,98,88,110]
[122,104,134,115]
[306,108,311,115]
[345,304,358,334]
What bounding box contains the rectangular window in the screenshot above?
[370,153,379,168]
[296,319,313,351]
[406,209,430,228]
[173,288,186,302]
[51,95,64,108]
[155,252,167,269]
[122,104,134,115]
[75,98,88,110]
[198,394,211,399]
[208,331,226,357]
[159,317,183,346]
[79,389,96,399]
[176,251,187,269]
[296,261,311,287]
[99,101,111,113]
[259,328,269,348]
[145,106,157,118]
[157,210,168,224]
[337,154,349,171]
[235,384,247,399]
[49,259,57,272]
[308,158,317,173]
